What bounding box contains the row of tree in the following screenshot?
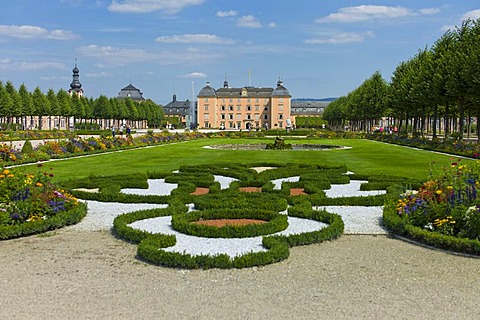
[0,81,164,130]
[323,18,480,140]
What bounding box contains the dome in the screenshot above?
[72,66,79,74]
[198,82,217,97]
[272,80,290,97]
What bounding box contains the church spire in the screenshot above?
[69,58,84,96]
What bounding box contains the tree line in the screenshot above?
[323,18,480,141]
[0,81,164,130]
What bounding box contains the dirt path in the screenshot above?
[1,230,479,320]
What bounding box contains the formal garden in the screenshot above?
[1,131,480,269]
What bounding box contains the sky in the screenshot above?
[1,0,480,105]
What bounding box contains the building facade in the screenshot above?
[163,93,197,129]
[290,99,331,117]
[117,83,145,101]
[197,79,293,130]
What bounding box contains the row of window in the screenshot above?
[203,114,284,120]
[204,98,284,103]
[204,105,284,112]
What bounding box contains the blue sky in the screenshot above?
[0,0,479,105]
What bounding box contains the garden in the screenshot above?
[1,135,480,269]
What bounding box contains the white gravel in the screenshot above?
[69,201,168,231]
[325,180,386,198]
[271,176,300,189]
[75,176,387,256]
[121,179,177,196]
[129,216,328,257]
[315,205,386,235]
[213,175,238,189]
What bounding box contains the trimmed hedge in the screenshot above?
[171,209,288,238]
[0,202,87,240]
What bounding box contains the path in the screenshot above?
[0,231,478,319]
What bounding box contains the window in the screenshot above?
[255,114,260,120]
[229,122,234,128]
[229,106,233,111]
[255,106,259,111]
[222,98,225,103]
[229,98,233,103]
[246,106,251,111]
[204,105,209,111]
[278,122,283,128]
[279,98,283,102]
[221,106,226,111]
[237,106,241,111]
[221,114,226,120]
[279,114,284,120]
[247,98,251,103]
[256,98,259,103]
[236,114,241,120]
[203,113,210,120]
[204,121,209,128]
[264,114,268,120]
[247,114,251,120]
[264,106,269,111]
[204,98,209,102]
[237,98,241,103]
[279,106,283,111]
[228,114,234,120]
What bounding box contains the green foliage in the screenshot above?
[171,209,288,238]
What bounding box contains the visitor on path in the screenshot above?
[126,125,131,136]
[120,125,124,136]
[112,126,116,137]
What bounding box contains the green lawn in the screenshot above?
[19,138,467,182]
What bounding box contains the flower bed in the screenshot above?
[0,165,87,239]
[383,160,480,255]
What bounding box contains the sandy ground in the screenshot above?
[1,229,479,320]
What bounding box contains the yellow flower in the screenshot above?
[3,169,9,175]
[436,190,442,195]
[446,186,453,190]
[36,182,43,187]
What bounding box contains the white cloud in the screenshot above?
[305,31,375,44]
[462,9,480,21]
[237,15,262,28]
[0,25,79,40]
[40,76,70,81]
[418,8,441,15]
[184,72,207,78]
[315,5,439,23]
[76,44,223,65]
[85,71,112,78]
[155,34,235,44]
[108,0,204,14]
[268,22,277,28]
[216,10,237,17]
[441,9,480,32]
[0,60,66,71]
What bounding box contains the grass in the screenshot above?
[16,137,467,183]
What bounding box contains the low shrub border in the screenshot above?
[113,202,342,269]
[0,202,87,240]
[383,198,480,256]
[171,209,288,238]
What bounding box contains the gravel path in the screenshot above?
[1,231,479,320]
[1,177,480,319]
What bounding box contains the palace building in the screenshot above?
[117,83,145,101]
[196,79,293,130]
[163,93,197,129]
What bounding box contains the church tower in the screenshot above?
[68,60,84,97]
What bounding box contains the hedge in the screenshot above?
[171,209,288,238]
[0,202,87,240]
[383,197,480,256]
